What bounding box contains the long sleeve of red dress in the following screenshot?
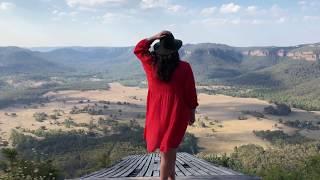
[134,38,199,153]
[184,63,199,109]
[134,39,154,75]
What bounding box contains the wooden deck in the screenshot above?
[80,152,260,179]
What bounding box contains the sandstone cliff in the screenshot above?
[241,44,320,61]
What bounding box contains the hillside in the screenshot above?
[0,42,319,110]
[1,43,320,179]
[0,47,67,75]
[9,42,317,80]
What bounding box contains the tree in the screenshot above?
[1,148,18,165]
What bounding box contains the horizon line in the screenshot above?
[1,40,320,50]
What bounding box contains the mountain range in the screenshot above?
[1,42,320,88]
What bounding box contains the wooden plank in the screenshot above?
[175,155,192,176]
[177,153,202,176]
[181,153,221,176]
[110,155,144,177]
[87,155,135,178]
[175,164,185,176]
[99,155,139,178]
[176,154,184,164]
[177,153,208,176]
[96,155,140,178]
[136,154,149,171]
[127,155,149,177]
[182,152,235,175]
[153,170,160,177]
[145,153,155,177]
[120,154,148,177]
[104,175,261,180]
[182,152,230,175]
[184,152,239,175]
[80,152,252,179]
[189,159,219,175]
[137,153,152,176]
[82,156,132,178]
[152,154,160,177]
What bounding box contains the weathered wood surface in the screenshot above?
[80,152,260,180]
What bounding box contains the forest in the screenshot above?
[0,122,198,179]
[198,131,320,180]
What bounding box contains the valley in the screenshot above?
[1,82,319,154]
[1,42,320,179]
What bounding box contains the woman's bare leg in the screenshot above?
[160,148,177,180]
[168,149,176,180]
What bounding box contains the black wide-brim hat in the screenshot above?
[153,33,183,55]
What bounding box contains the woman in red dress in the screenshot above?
[134,31,199,180]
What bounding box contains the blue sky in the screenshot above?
[0,0,320,47]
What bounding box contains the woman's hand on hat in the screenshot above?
[148,30,171,41]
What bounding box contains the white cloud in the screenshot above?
[298,1,307,5]
[140,0,167,9]
[220,3,241,14]
[52,10,78,17]
[78,7,98,12]
[0,2,15,11]
[140,0,184,13]
[276,17,286,24]
[230,18,241,25]
[200,18,228,25]
[102,12,119,23]
[246,6,257,13]
[193,18,246,26]
[192,17,267,26]
[270,4,285,17]
[200,7,216,16]
[251,19,263,25]
[298,0,320,11]
[69,11,78,17]
[167,4,184,12]
[66,0,185,14]
[52,10,59,14]
[51,10,78,21]
[303,15,320,21]
[66,0,127,7]
[102,12,135,24]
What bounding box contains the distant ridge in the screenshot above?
[1,41,320,89]
[0,47,67,75]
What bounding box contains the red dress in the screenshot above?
[134,39,199,153]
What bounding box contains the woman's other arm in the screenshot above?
[184,63,199,126]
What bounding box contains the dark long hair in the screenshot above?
[152,51,180,82]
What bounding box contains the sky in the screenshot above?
[0,0,320,47]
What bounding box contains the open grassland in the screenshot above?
[1,82,319,154]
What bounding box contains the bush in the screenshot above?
[241,110,264,118]
[264,103,291,116]
[178,132,199,154]
[238,115,248,120]
[197,152,236,168]
[33,112,48,122]
[0,148,60,180]
[201,143,320,180]
[253,130,311,145]
[9,124,146,178]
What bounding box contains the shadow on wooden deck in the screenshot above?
[78,152,260,180]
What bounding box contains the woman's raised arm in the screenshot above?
[134,31,172,74]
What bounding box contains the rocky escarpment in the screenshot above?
[286,51,319,61]
[242,44,320,62]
